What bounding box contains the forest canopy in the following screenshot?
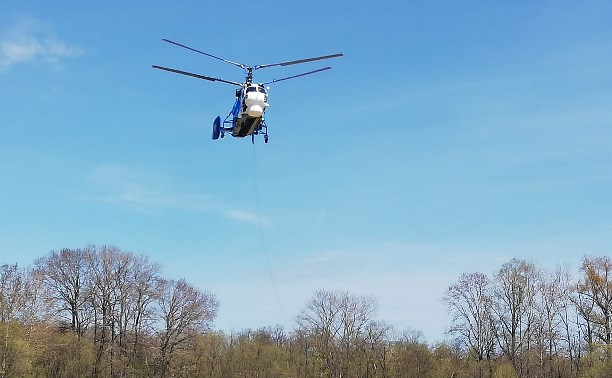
[0,245,611,377]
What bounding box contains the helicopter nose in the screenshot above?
[246,105,264,117]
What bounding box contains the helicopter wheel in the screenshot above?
[264,135,269,143]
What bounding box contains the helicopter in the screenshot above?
[153,39,342,143]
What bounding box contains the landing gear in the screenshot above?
[259,119,269,144]
[215,114,269,143]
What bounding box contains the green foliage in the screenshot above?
[32,331,95,378]
[578,345,612,378]
[493,362,518,378]
[579,361,612,378]
[0,322,32,377]
[390,337,434,377]
[429,342,462,378]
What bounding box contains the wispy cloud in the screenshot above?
[223,210,273,228]
[0,18,84,72]
[86,164,276,227]
[86,164,217,214]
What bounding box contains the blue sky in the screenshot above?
[1,1,611,340]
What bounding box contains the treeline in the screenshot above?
[0,246,611,377]
[443,256,612,378]
[0,246,218,377]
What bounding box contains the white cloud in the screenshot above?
[223,210,273,228]
[0,18,84,72]
[86,164,216,213]
[86,164,276,228]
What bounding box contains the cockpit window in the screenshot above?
[246,87,257,93]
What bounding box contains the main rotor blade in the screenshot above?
[254,53,343,70]
[162,39,246,69]
[261,67,333,85]
[152,65,242,86]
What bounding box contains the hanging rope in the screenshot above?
[252,143,286,320]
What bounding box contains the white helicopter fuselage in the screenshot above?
[231,84,269,137]
[241,84,269,117]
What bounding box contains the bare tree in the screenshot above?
[360,320,392,376]
[296,289,378,377]
[19,267,56,345]
[444,271,496,367]
[156,278,219,377]
[491,259,541,375]
[89,245,128,376]
[0,264,24,323]
[575,256,612,361]
[0,264,25,375]
[338,292,378,367]
[124,255,161,370]
[536,265,576,377]
[35,248,93,336]
[297,289,342,374]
